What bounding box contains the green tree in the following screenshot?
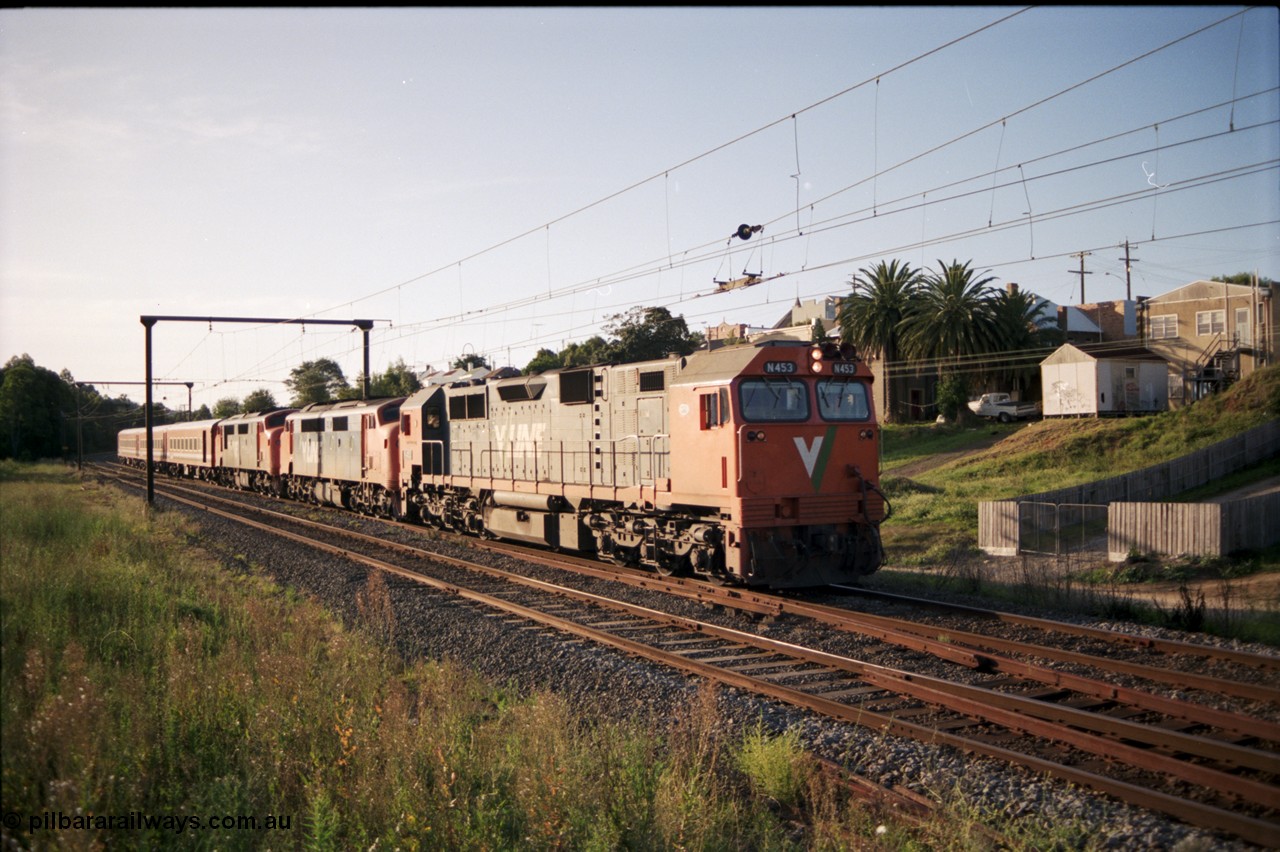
[0,355,74,460]
[604,306,703,363]
[242,389,279,413]
[899,260,1000,420]
[837,260,923,422]
[987,288,1062,393]
[900,260,999,364]
[524,348,562,374]
[370,359,422,398]
[285,359,349,407]
[1212,272,1277,288]
[559,336,611,368]
[449,353,491,372]
[810,317,827,342]
[213,397,241,418]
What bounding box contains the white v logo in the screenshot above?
[793,436,823,479]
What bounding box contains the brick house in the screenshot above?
[1136,280,1277,405]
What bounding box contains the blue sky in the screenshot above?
[1,7,1276,410]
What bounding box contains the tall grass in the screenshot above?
[1,463,1064,850]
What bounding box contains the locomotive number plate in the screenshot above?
[831,362,859,375]
[763,361,797,374]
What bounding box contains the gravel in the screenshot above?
[148,485,1268,851]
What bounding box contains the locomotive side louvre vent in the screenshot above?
[448,391,488,420]
[331,416,349,432]
[638,370,666,392]
[560,369,593,405]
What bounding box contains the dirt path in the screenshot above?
[886,432,1007,478]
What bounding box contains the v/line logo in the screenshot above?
[793,427,837,490]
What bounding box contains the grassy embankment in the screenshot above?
[2,462,1098,850]
[874,365,1280,642]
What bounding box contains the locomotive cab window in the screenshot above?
[816,379,871,421]
[739,378,809,422]
[700,388,731,429]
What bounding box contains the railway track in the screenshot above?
[101,466,1280,847]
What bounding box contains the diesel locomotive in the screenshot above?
[119,340,886,588]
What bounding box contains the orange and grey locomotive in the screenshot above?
[397,340,886,587]
[119,340,886,588]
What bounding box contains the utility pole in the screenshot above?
[1117,241,1140,301]
[1069,251,1093,303]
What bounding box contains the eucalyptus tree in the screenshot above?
[285,359,350,407]
[241,389,279,413]
[837,259,923,420]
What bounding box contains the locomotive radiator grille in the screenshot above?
[740,495,865,525]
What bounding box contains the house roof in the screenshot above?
[1141,279,1273,304]
[1040,342,1167,366]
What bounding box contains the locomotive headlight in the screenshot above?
[809,347,824,373]
[747,430,766,442]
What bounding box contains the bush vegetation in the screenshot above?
[3,462,1091,850]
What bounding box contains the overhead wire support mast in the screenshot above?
[139,315,380,506]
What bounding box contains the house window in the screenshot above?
[1148,314,1177,339]
[1196,310,1225,336]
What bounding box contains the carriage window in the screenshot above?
[739,379,809,422]
[816,379,871,421]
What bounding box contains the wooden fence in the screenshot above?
[978,420,1280,560]
[1108,492,1280,560]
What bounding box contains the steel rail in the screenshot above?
[832,585,1280,673]
[114,466,1279,743]
[136,479,1280,847]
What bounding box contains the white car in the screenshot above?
[967,393,1040,422]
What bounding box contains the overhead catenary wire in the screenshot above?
[161,7,1274,404]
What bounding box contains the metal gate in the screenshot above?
[1017,502,1108,556]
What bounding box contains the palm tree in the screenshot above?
[900,260,1000,362]
[899,260,1000,418]
[837,259,922,421]
[987,287,1062,393]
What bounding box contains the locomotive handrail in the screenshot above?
[736,426,747,483]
